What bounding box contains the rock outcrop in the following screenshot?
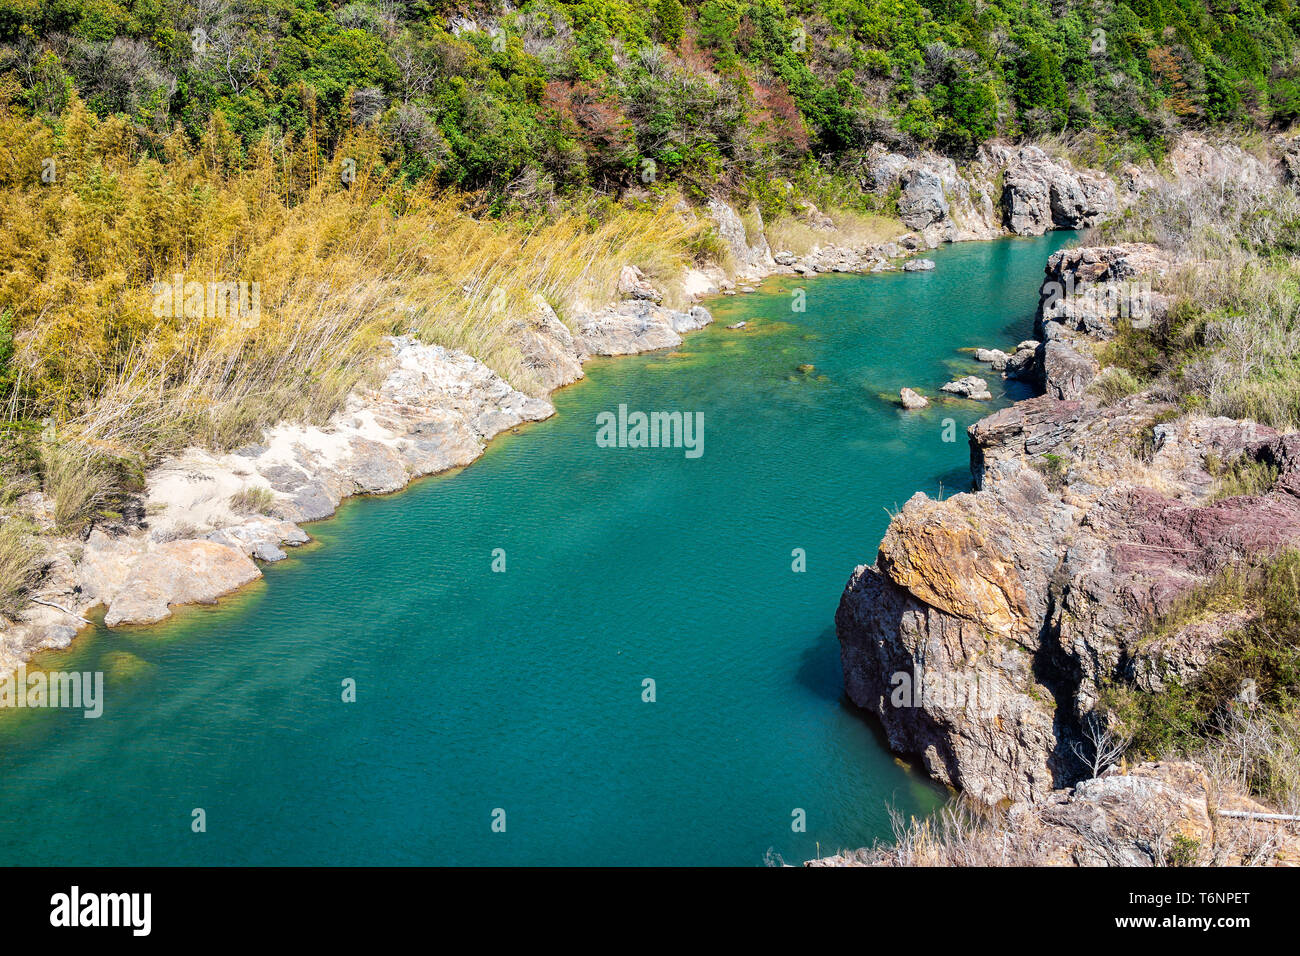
[575,302,712,356]
[511,296,586,391]
[839,359,1296,806]
[836,222,1300,807]
[706,198,776,274]
[988,144,1117,235]
[867,141,1118,244]
[878,151,1000,243]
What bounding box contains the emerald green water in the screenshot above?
[0,234,1070,866]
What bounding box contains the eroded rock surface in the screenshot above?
[839,376,1300,804]
[867,141,1116,244]
[836,141,1300,811]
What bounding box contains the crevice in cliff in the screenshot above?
[1032,561,1089,791]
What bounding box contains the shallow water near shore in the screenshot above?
[0,233,1071,866]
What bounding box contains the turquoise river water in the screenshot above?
[0,233,1071,866]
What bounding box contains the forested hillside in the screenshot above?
[1,0,1296,203]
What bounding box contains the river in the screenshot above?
[0,233,1071,865]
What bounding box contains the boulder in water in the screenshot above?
[900,388,929,409]
[940,376,993,400]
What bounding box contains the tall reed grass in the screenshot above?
[764,207,901,257]
[0,93,714,465]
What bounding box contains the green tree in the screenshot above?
[1271,76,1300,127]
[1014,39,1068,129]
[948,72,999,145]
[654,0,686,46]
[1204,61,1241,124]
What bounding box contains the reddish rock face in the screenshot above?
[1114,486,1300,584]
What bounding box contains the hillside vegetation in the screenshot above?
[1081,167,1300,800]
[1,0,1297,201]
[3,0,1296,454]
[1097,166,1300,428]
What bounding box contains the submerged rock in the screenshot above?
[902,258,936,272]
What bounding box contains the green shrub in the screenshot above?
[1206,454,1280,502]
[1113,551,1300,761]
[1165,834,1202,867]
[1088,366,1143,405]
[1032,452,1069,491]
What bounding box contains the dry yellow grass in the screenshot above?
[0,517,41,619]
[765,207,902,257]
[39,442,115,533]
[0,93,713,461]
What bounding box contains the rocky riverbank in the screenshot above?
[0,137,1161,680]
[0,294,713,670]
[829,134,1300,865]
[810,760,1300,866]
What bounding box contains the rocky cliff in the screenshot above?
[866,142,1120,245]
[834,137,1300,836]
